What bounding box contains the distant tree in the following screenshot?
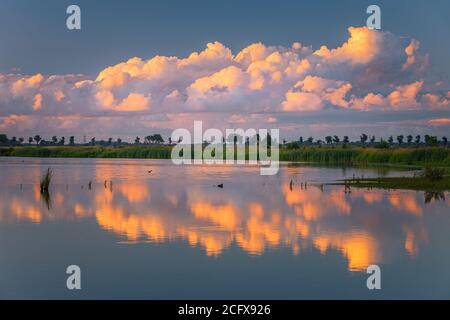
[425,135,437,146]
[69,136,75,145]
[360,134,368,144]
[135,136,141,144]
[34,135,42,145]
[370,136,376,144]
[52,136,58,144]
[117,138,122,145]
[375,139,390,149]
[431,136,438,146]
[59,137,65,145]
[39,139,49,146]
[18,137,24,144]
[415,135,421,144]
[397,135,404,145]
[343,136,349,144]
[168,137,172,145]
[388,136,394,144]
[28,137,33,145]
[0,134,7,145]
[154,134,164,144]
[442,136,448,146]
[107,137,112,145]
[407,135,413,144]
[11,136,17,145]
[325,136,333,144]
[282,139,287,145]
[333,135,340,144]
[299,136,303,144]
[306,137,314,144]
[90,137,96,145]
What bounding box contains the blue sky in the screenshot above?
[0,0,449,140]
[1,0,449,76]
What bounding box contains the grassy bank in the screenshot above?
[0,146,172,159]
[327,176,450,191]
[327,167,450,191]
[1,145,450,167]
[279,146,450,167]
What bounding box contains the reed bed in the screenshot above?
[2,145,450,167]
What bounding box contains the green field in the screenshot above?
[0,145,173,159]
[279,146,450,167]
[2,145,449,167]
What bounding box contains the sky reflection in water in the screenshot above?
[0,158,449,298]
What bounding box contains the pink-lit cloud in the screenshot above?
[0,26,448,139]
[428,118,450,126]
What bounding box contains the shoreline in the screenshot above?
[326,175,450,192]
[1,145,449,168]
[1,151,449,191]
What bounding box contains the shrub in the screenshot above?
[421,167,445,181]
[374,140,390,149]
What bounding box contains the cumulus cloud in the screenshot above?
[283,76,353,111]
[32,93,43,111]
[116,93,150,111]
[0,26,448,138]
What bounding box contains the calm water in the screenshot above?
[0,157,449,299]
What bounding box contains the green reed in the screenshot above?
[40,168,53,192]
[3,145,450,167]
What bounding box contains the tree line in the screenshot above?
[0,134,167,147]
[0,133,447,147]
[285,134,447,148]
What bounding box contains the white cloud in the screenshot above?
[0,26,448,138]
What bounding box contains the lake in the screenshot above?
[0,157,449,299]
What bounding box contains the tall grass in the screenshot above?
[280,146,450,166]
[421,167,445,181]
[3,145,450,167]
[40,168,53,192]
[0,147,13,156]
[8,146,172,159]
